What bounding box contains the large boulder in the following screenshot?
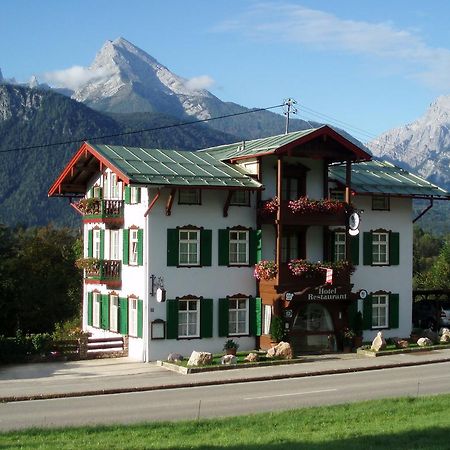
[371,331,386,351]
[417,337,433,347]
[167,353,184,362]
[440,332,450,343]
[266,341,293,359]
[244,352,259,362]
[187,351,212,366]
[221,354,237,365]
[393,338,409,349]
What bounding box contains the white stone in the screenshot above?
[417,337,433,347]
[221,354,237,365]
[371,331,387,351]
[187,351,212,366]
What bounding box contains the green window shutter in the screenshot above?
[218,298,229,337]
[330,231,336,261]
[348,301,358,330]
[350,234,360,265]
[167,229,179,267]
[119,298,128,335]
[87,230,93,258]
[200,229,212,266]
[390,232,400,265]
[136,188,141,204]
[137,299,143,338]
[100,229,105,260]
[123,229,129,265]
[87,292,93,326]
[137,229,144,266]
[249,296,262,336]
[124,186,131,204]
[101,294,109,330]
[200,298,213,338]
[166,299,179,339]
[389,293,399,329]
[218,229,230,266]
[249,229,262,265]
[363,232,373,265]
[363,295,373,330]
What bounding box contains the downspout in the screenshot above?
[413,198,433,223]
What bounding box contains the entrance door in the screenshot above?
[291,303,336,354]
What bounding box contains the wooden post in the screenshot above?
[345,159,352,261]
[276,156,283,285]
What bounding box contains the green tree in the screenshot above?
[416,239,450,289]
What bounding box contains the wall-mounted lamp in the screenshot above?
[150,274,164,296]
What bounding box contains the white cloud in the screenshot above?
[185,75,215,91]
[215,3,450,90]
[43,65,113,90]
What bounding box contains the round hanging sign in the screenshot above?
[348,212,360,230]
[156,288,166,303]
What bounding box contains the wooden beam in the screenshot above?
[166,188,176,216]
[144,189,161,217]
[276,156,283,285]
[223,190,233,217]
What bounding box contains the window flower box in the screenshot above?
[288,197,346,215]
[254,260,278,280]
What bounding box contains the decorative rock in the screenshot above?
[417,337,433,347]
[167,353,184,362]
[221,354,237,365]
[244,352,259,362]
[187,351,213,366]
[439,328,450,336]
[440,333,450,343]
[266,341,293,359]
[371,331,386,351]
[393,338,409,349]
[423,328,439,344]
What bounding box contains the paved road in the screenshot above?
[1,362,449,431]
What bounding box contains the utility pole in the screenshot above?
[283,98,297,134]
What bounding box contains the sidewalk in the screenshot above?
[1,349,450,403]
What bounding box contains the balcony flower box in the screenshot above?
[254,260,278,280]
[75,198,101,215]
[258,197,279,217]
[288,197,346,215]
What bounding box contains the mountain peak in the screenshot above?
[0,68,3,82]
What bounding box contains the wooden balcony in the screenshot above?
[85,260,121,288]
[258,199,349,227]
[73,199,124,225]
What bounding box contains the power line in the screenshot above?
[0,103,284,154]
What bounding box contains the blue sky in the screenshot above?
[1,0,450,140]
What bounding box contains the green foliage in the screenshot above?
[270,315,285,342]
[0,331,52,364]
[222,339,239,350]
[0,224,82,336]
[416,238,450,289]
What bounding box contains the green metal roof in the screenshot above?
[88,143,262,189]
[330,160,450,198]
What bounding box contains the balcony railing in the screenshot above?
[83,259,122,286]
[72,199,124,223]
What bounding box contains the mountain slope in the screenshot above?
[71,37,319,139]
[368,96,450,190]
[0,85,237,227]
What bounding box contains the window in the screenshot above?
[110,230,120,260]
[178,189,201,205]
[282,177,304,200]
[263,305,272,335]
[129,229,139,265]
[130,187,140,204]
[372,294,389,328]
[179,230,200,266]
[93,229,101,259]
[281,232,303,263]
[229,230,249,265]
[110,295,119,332]
[330,190,345,202]
[229,298,249,335]
[230,190,250,206]
[93,292,101,328]
[372,232,389,265]
[109,172,120,200]
[129,297,138,337]
[178,298,200,338]
[334,232,346,262]
[372,195,390,211]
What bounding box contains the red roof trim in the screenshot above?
[48,142,130,197]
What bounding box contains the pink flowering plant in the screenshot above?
[288,197,346,214]
[254,260,278,280]
[288,259,355,277]
[259,197,279,216]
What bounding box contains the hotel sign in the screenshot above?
[307,286,349,301]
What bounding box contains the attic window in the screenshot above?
[179,189,201,205]
[372,195,390,211]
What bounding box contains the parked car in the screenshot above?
[412,301,450,330]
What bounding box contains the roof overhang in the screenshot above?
[48,142,130,197]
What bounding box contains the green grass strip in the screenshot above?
[1,394,449,449]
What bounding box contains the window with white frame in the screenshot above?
[230,190,250,206]
[228,298,249,335]
[372,294,389,328]
[129,297,138,337]
[178,298,200,337]
[263,304,272,335]
[110,230,120,260]
[110,295,119,332]
[179,230,200,265]
[334,232,346,262]
[130,187,140,204]
[93,292,101,328]
[109,172,120,200]
[178,189,200,205]
[229,230,249,265]
[129,229,139,265]
[93,229,101,259]
[372,232,389,265]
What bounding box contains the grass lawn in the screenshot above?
[1,394,450,449]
